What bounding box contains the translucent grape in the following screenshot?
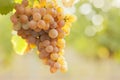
[57,12,64,20]
[57,39,65,48]
[10,15,18,24]
[47,8,57,17]
[42,40,50,47]
[57,28,65,38]
[43,23,49,30]
[25,7,32,16]
[51,40,57,46]
[49,29,58,39]
[39,8,47,16]
[47,59,55,66]
[50,22,58,29]
[54,62,61,69]
[60,64,68,73]
[50,66,57,73]
[57,20,65,28]
[13,22,21,31]
[37,20,46,29]
[22,0,28,7]
[22,23,29,30]
[53,46,59,53]
[43,14,54,23]
[28,20,37,29]
[50,53,59,60]
[45,45,53,53]
[32,8,40,14]
[33,12,41,21]
[16,5,25,14]
[20,15,28,23]
[34,27,41,32]
[39,50,49,58]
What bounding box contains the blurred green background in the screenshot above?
[0,0,120,80]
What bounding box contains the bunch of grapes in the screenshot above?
[10,0,74,73]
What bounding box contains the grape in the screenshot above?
[27,36,36,44]
[38,42,44,50]
[15,3,20,10]
[54,62,61,69]
[45,45,53,53]
[51,40,57,46]
[40,34,50,41]
[50,66,57,73]
[10,15,18,24]
[50,22,58,29]
[25,7,32,16]
[37,20,46,29]
[53,46,59,53]
[39,50,49,59]
[28,20,37,30]
[57,39,65,48]
[60,64,68,73]
[34,27,41,32]
[43,23,50,30]
[57,12,64,20]
[58,49,64,56]
[20,15,28,23]
[32,8,40,14]
[16,5,25,14]
[49,29,58,38]
[22,23,29,30]
[39,8,47,16]
[43,14,54,23]
[22,0,28,7]
[47,59,55,66]
[47,8,57,17]
[57,56,65,64]
[50,53,59,60]
[57,28,65,38]
[33,12,41,21]
[57,20,65,28]
[13,22,21,31]
[42,40,50,47]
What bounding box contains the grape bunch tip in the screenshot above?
[10,0,75,73]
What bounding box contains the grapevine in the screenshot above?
[10,0,75,73]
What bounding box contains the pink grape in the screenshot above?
[28,20,37,29]
[33,12,41,21]
[45,45,53,53]
[49,29,58,38]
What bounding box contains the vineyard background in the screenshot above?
[0,0,120,80]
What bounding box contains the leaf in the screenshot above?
[11,35,28,55]
[0,0,14,15]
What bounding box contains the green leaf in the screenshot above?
[0,0,14,15]
[11,35,28,55]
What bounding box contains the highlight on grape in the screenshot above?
[10,0,75,73]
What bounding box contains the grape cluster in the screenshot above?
[10,0,72,73]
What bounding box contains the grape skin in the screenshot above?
[20,15,28,23]
[45,45,53,53]
[33,12,41,21]
[28,20,37,30]
[49,29,58,39]
[37,20,46,29]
